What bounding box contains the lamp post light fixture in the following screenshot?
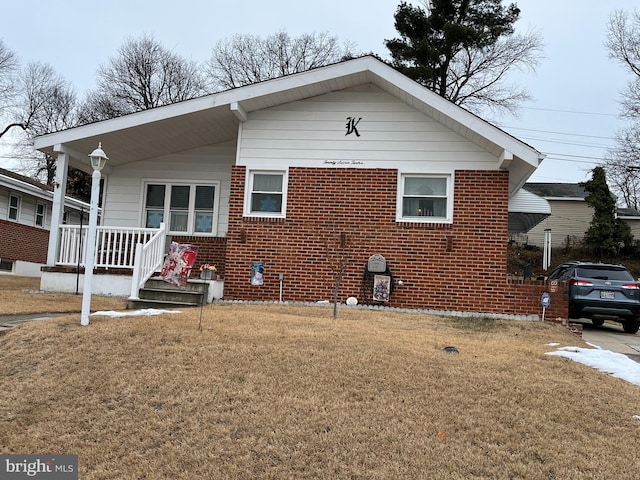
[80,142,108,326]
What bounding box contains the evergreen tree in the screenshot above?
[581,166,633,257]
[385,0,542,115]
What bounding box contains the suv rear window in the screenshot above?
[575,267,634,281]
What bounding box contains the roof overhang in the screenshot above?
[508,188,552,233]
[34,56,543,190]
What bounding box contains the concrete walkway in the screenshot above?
[579,320,640,362]
[0,313,70,333]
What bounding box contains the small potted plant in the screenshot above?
[199,263,217,281]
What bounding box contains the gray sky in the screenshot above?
[1,0,638,184]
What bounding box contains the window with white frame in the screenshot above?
[35,202,46,227]
[8,194,20,221]
[144,182,218,235]
[398,174,452,222]
[246,171,286,216]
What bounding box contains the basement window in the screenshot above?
[0,259,13,272]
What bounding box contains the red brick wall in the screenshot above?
[0,219,49,264]
[221,166,553,316]
[170,235,227,278]
[507,281,569,320]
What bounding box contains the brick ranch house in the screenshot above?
[34,56,564,318]
[0,167,88,277]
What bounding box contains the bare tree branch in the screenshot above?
[207,30,357,91]
[79,33,207,122]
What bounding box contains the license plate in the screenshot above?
[600,291,615,299]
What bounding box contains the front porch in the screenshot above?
[41,223,225,303]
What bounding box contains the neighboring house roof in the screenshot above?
[523,182,586,200]
[618,207,640,219]
[33,56,544,196]
[0,167,90,211]
[525,181,640,220]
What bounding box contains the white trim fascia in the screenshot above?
[545,197,585,202]
[499,150,514,169]
[1,175,50,200]
[365,60,544,169]
[230,102,247,122]
[33,59,373,149]
[34,55,543,171]
[53,143,112,174]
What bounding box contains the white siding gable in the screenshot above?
[237,85,498,172]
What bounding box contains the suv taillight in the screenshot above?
[622,283,640,289]
[568,279,593,286]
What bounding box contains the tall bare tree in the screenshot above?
[604,9,640,208]
[0,39,19,133]
[12,62,78,184]
[606,9,640,119]
[207,30,356,91]
[78,33,207,122]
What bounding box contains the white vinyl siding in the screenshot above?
[526,200,593,247]
[101,142,234,236]
[237,85,497,172]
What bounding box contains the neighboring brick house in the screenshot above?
[0,167,88,276]
[34,56,556,316]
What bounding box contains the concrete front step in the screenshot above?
[138,287,204,304]
[127,276,209,310]
[127,297,201,309]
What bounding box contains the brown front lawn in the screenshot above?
[1,277,639,478]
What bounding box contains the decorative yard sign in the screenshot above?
[541,292,551,322]
[160,242,198,287]
[373,275,391,302]
[251,261,264,286]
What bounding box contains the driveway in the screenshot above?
[578,319,640,362]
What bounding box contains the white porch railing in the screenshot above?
[58,224,163,269]
[56,223,167,300]
[130,223,167,299]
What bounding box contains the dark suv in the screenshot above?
[548,261,640,334]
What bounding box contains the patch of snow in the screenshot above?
[546,346,640,386]
[92,309,181,317]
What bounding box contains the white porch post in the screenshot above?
[46,152,69,265]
